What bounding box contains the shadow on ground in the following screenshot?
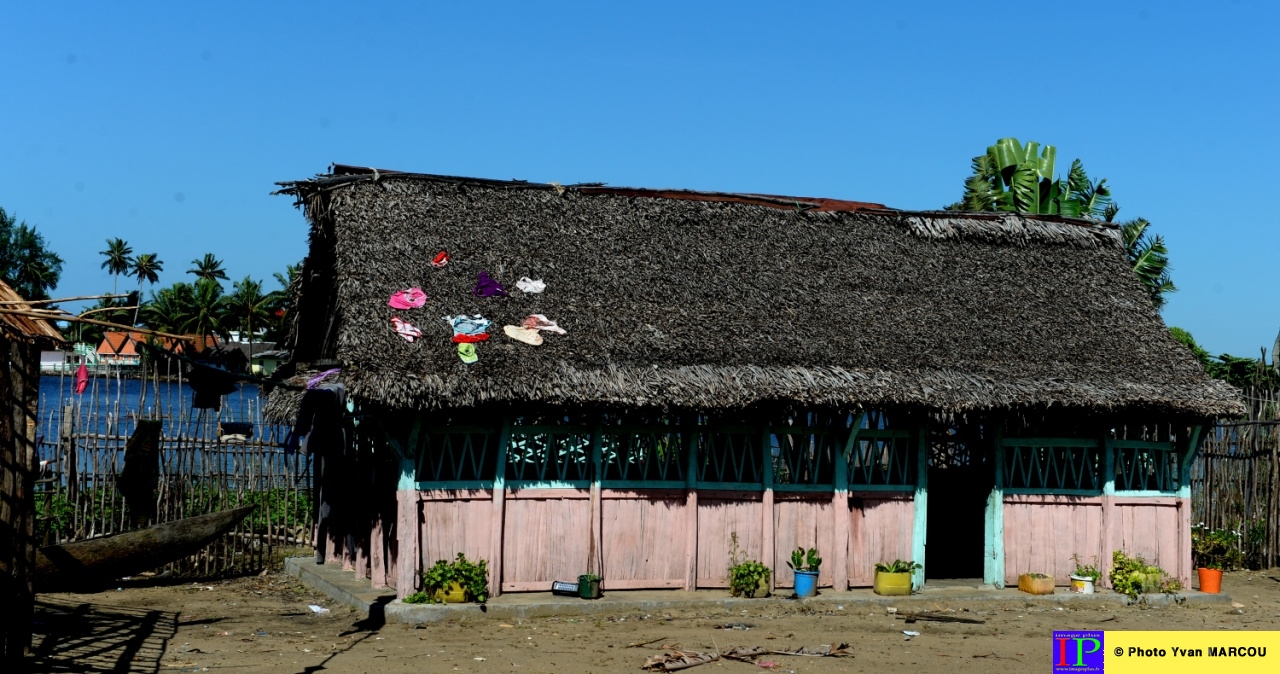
[28,597,177,673]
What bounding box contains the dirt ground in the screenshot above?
[28,571,1280,673]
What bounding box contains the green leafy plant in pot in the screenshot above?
[1069,554,1100,594]
[787,547,821,598]
[873,559,920,596]
[404,552,489,604]
[578,573,603,599]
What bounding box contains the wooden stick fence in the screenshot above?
[33,353,312,577]
[1192,388,1279,569]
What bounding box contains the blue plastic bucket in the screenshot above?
[793,570,819,598]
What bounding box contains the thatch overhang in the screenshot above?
[268,167,1243,421]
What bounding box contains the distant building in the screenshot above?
[96,331,219,367]
[251,349,289,376]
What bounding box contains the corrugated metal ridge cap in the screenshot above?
[275,164,1120,227]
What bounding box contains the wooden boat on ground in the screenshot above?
[34,505,255,589]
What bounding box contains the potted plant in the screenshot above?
[1018,572,1055,595]
[1192,525,1238,594]
[787,547,821,598]
[1069,554,1100,594]
[404,552,489,604]
[578,573,603,599]
[728,532,771,598]
[873,559,920,596]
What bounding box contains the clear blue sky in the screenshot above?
[3,1,1276,357]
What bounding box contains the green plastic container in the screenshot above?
[578,575,602,599]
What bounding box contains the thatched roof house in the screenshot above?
[274,166,1240,420]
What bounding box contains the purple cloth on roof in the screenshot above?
[307,368,341,389]
[472,271,509,297]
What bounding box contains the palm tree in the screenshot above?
[187,253,228,283]
[185,279,228,346]
[100,238,133,294]
[1121,218,1176,309]
[131,253,164,325]
[266,262,300,341]
[225,276,272,361]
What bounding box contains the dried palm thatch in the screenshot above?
[267,167,1242,420]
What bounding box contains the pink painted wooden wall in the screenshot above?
[772,495,836,588]
[847,494,915,586]
[601,492,687,588]
[1003,495,1191,586]
[1108,498,1189,584]
[418,490,494,572]
[500,490,592,591]
[1003,495,1104,584]
[695,493,763,587]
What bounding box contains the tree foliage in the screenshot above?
[100,238,133,294]
[0,207,63,300]
[1169,327,1280,391]
[187,253,228,283]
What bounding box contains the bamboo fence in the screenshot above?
[33,354,312,578]
[1192,388,1280,569]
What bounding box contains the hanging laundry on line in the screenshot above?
[431,251,450,268]
[522,314,566,335]
[472,271,508,297]
[391,316,423,342]
[515,277,546,293]
[388,287,427,310]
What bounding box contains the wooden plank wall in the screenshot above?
[1002,495,1189,586]
[1002,495,1104,584]
[695,492,764,587]
[847,494,915,586]
[601,491,687,589]
[772,495,836,588]
[500,489,592,592]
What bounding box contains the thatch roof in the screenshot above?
[269,167,1243,420]
[0,279,64,345]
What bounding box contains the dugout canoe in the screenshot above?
[34,505,255,589]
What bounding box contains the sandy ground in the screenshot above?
[28,571,1280,673]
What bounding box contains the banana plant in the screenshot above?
[959,138,1106,217]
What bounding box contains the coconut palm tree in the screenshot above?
[184,279,228,346]
[187,253,228,283]
[100,238,133,294]
[130,253,164,325]
[225,276,272,361]
[1121,218,1176,309]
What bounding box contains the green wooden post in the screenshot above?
[395,416,422,491]
[983,428,1005,587]
[489,416,512,597]
[686,414,699,489]
[1102,439,1116,496]
[911,420,929,589]
[1179,425,1204,499]
[838,413,865,493]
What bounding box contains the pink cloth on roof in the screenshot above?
[388,287,427,309]
[391,316,423,342]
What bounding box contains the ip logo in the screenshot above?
[1053,631,1105,673]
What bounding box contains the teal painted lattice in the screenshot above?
[848,430,915,487]
[1114,441,1180,492]
[505,425,593,483]
[1002,439,1103,492]
[600,425,686,483]
[770,426,839,486]
[697,427,764,485]
[415,427,501,482]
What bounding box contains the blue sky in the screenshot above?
[2,1,1276,357]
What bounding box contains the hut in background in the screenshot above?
[0,280,64,665]
[271,166,1242,599]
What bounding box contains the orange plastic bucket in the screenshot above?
[1197,567,1222,594]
